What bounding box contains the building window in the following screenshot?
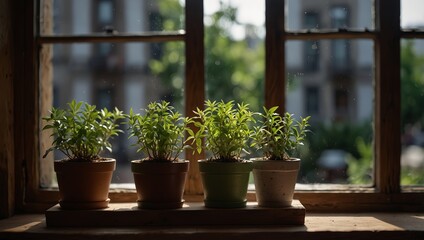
[286,1,373,185]
[305,86,320,117]
[97,0,114,26]
[334,88,349,120]
[303,12,320,72]
[331,6,350,71]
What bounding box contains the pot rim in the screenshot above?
[198,159,252,164]
[198,159,253,173]
[131,159,189,164]
[131,159,189,173]
[250,157,300,162]
[54,157,116,163]
[54,158,116,172]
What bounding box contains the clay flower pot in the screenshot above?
[54,158,116,210]
[198,160,253,208]
[131,160,189,209]
[253,158,300,207]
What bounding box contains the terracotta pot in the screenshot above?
[54,158,116,210]
[131,160,189,209]
[198,160,253,208]
[253,158,300,207]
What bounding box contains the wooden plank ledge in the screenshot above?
[1,212,423,240]
[45,201,306,227]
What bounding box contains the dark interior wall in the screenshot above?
[0,0,16,219]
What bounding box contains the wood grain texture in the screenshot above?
[286,31,375,40]
[12,0,38,211]
[0,0,15,219]
[1,212,423,240]
[24,190,424,214]
[37,32,185,44]
[295,192,424,212]
[184,0,204,195]
[39,0,54,190]
[374,0,401,193]
[265,0,286,114]
[45,201,305,227]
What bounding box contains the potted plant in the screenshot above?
[127,101,191,209]
[42,100,125,210]
[251,106,310,207]
[191,100,254,208]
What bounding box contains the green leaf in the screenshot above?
[41,101,124,161]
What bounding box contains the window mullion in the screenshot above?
[14,0,39,209]
[401,31,424,39]
[265,0,286,115]
[286,31,375,40]
[184,0,204,195]
[374,0,401,193]
[37,32,185,44]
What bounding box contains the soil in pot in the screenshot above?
[131,160,189,209]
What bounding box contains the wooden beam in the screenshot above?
[374,0,401,193]
[37,32,185,44]
[44,201,305,227]
[39,0,54,191]
[0,0,15,219]
[184,0,204,195]
[1,212,424,240]
[13,0,38,210]
[286,31,375,40]
[265,0,286,114]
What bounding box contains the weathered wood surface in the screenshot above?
[45,201,305,227]
[1,212,423,240]
[374,0,401,194]
[184,0,205,195]
[0,0,15,219]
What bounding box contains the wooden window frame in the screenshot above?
[5,0,424,216]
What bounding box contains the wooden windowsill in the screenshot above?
[1,212,423,240]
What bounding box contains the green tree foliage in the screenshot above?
[149,1,264,112]
[299,122,372,182]
[401,40,424,130]
[347,138,373,185]
[204,4,264,111]
[346,41,424,185]
[149,0,185,109]
[347,138,424,185]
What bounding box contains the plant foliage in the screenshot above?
[191,100,254,162]
[251,106,310,160]
[128,101,192,162]
[42,100,125,162]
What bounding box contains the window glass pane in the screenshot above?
[285,0,374,31]
[39,42,185,187]
[401,39,424,186]
[40,0,184,35]
[204,0,265,112]
[286,39,374,184]
[401,0,424,30]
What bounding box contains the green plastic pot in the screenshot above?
[198,160,253,208]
